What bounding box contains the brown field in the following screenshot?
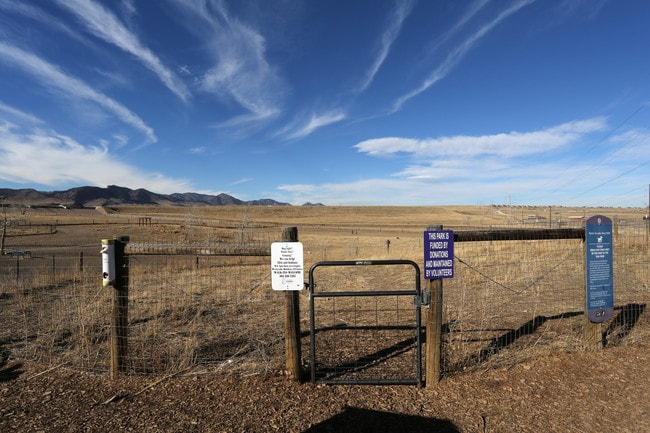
[1,204,649,432]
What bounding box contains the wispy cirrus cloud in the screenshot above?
[424,0,490,56]
[392,0,535,112]
[284,110,346,140]
[275,115,649,206]
[0,100,43,125]
[357,0,415,93]
[54,0,191,103]
[276,160,616,206]
[188,146,206,155]
[355,118,606,158]
[166,0,283,122]
[0,42,157,142]
[0,122,188,192]
[0,0,87,45]
[229,177,253,186]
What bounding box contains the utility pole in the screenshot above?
[0,197,6,256]
[508,194,512,226]
[647,184,650,240]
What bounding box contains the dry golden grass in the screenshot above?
[1,204,648,378]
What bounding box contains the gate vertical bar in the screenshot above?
[426,224,443,386]
[309,264,316,383]
[283,226,302,381]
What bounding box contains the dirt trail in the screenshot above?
[2,342,648,432]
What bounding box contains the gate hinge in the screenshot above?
[414,290,431,306]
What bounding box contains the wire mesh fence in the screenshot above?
[300,221,648,381]
[438,221,649,375]
[0,245,107,369]
[0,226,283,376]
[1,218,648,381]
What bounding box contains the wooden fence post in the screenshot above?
[282,227,302,381]
[107,236,129,380]
[426,224,443,386]
[584,318,603,350]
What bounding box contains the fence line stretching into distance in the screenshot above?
[1,221,648,379]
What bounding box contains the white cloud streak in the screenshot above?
[0,122,188,193]
[286,110,346,139]
[0,101,43,125]
[54,0,191,103]
[424,0,490,55]
[166,0,283,122]
[277,160,627,206]
[188,146,206,155]
[0,0,88,45]
[392,0,536,112]
[376,117,644,207]
[355,118,606,158]
[0,42,157,142]
[274,118,619,205]
[229,177,253,186]
[357,0,415,93]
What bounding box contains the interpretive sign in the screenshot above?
[585,215,614,322]
[424,230,454,279]
[271,242,304,291]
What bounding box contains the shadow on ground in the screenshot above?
[302,406,460,433]
[605,303,646,345]
[453,302,647,371]
[0,360,24,382]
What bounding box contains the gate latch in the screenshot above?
[414,290,431,306]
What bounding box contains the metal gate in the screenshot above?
[309,260,423,385]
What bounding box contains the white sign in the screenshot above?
[271,242,304,291]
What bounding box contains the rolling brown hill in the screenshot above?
[0,185,300,208]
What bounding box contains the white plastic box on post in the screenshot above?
[101,239,116,287]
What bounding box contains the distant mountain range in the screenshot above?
[0,185,323,207]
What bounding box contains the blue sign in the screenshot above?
[424,230,454,279]
[585,215,614,323]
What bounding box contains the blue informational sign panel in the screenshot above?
[424,230,454,280]
[585,215,614,323]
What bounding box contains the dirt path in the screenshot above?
[2,342,648,433]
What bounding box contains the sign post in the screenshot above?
[584,215,614,349]
[585,216,614,322]
[272,227,304,381]
[423,227,454,386]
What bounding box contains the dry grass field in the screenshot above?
[1,204,649,432]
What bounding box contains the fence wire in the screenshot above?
[0,226,283,376]
[1,220,648,380]
[439,222,649,375]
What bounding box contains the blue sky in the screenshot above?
[0,0,649,206]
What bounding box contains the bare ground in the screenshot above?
[2,206,649,432]
[2,341,649,433]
